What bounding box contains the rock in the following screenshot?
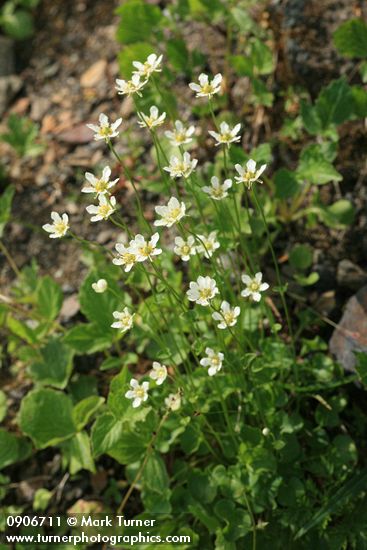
[329,285,367,372]
[57,123,94,144]
[60,294,80,321]
[0,36,15,76]
[30,97,51,121]
[337,259,367,291]
[0,75,22,116]
[80,59,107,88]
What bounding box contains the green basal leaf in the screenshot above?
[274,168,301,199]
[0,429,31,470]
[28,337,74,389]
[73,395,105,431]
[19,388,76,449]
[289,244,313,271]
[116,0,162,44]
[333,19,367,58]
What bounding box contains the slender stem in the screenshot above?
[0,240,21,277]
[252,188,295,358]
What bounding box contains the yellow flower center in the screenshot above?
[139,244,154,257]
[224,312,235,324]
[135,387,145,398]
[250,281,260,292]
[95,180,108,193]
[55,221,67,234]
[221,132,232,142]
[175,133,186,143]
[169,207,182,220]
[99,126,112,137]
[211,355,220,366]
[212,187,224,198]
[122,252,136,264]
[199,288,212,300]
[157,368,166,378]
[99,204,111,218]
[201,84,214,94]
[244,171,256,181]
[181,244,191,255]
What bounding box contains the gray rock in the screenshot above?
[0,75,22,116]
[329,286,367,372]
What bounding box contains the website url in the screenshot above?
[5,532,191,546]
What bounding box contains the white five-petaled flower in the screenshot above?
[174,236,196,262]
[209,122,241,147]
[132,53,163,79]
[234,159,267,189]
[241,272,269,302]
[212,301,241,329]
[200,347,224,376]
[125,379,149,408]
[149,361,168,385]
[42,212,69,239]
[154,196,186,227]
[86,195,116,222]
[82,166,119,196]
[115,74,147,97]
[202,176,232,200]
[137,105,166,129]
[91,279,107,293]
[186,276,219,306]
[113,242,137,272]
[86,113,122,141]
[165,392,181,411]
[130,233,162,262]
[196,231,220,259]
[189,73,222,98]
[164,152,198,179]
[165,120,195,146]
[111,307,135,332]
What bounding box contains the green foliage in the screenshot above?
[0,115,44,157]
[19,388,76,448]
[333,19,367,58]
[0,185,15,238]
[115,0,162,44]
[0,0,40,40]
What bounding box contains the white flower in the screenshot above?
[165,392,181,411]
[212,301,241,329]
[174,236,196,262]
[234,159,267,189]
[86,113,122,141]
[149,361,167,385]
[200,347,224,376]
[196,231,220,259]
[113,243,137,272]
[115,74,147,97]
[130,232,162,262]
[86,195,116,222]
[241,272,269,302]
[82,166,118,196]
[91,279,107,293]
[208,122,241,147]
[164,152,198,179]
[132,53,163,78]
[154,197,186,227]
[165,120,195,146]
[111,307,134,332]
[186,276,219,306]
[125,379,149,408]
[42,212,69,239]
[202,176,232,200]
[189,73,222,98]
[137,105,166,129]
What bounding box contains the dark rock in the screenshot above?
[337,259,367,291]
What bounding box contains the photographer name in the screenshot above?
[80,515,156,528]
